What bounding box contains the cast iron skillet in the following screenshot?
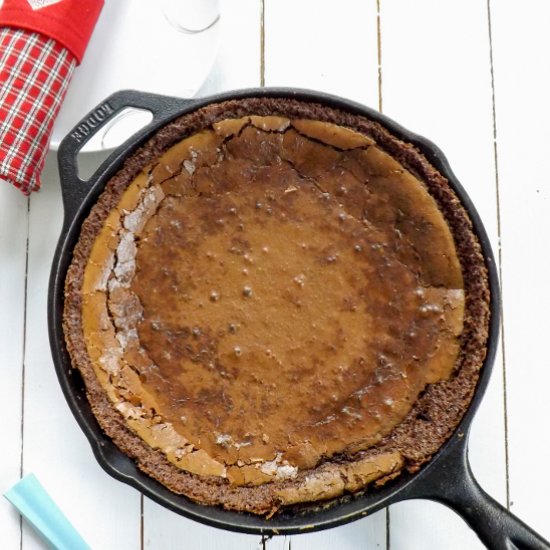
[49,88,549,549]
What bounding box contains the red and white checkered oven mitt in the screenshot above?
[0,0,103,195]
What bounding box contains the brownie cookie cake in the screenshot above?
[63,97,490,516]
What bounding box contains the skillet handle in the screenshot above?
[57,89,193,221]
[403,434,550,550]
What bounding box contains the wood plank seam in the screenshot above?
[376,0,383,113]
[486,0,511,511]
[140,495,144,550]
[18,196,30,550]
[260,0,266,87]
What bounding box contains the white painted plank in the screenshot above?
[490,0,550,543]
[0,183,28,547]
[197,0,262,97]
[264,0,380,107]
[21,152,141,550]
[379,1,506,548]
[291,512,387,550]
[264,1,386,549]
[144,1,266,548]
[144,500,287,550]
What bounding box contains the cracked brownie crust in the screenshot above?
[63,97,490,515]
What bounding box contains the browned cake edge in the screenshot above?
[63,97,490,516]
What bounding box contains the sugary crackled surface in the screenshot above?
[81,116,464,488]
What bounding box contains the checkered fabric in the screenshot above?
[0,28,76,195]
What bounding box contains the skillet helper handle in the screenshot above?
[408,436,550,550]
[57,89,190,220]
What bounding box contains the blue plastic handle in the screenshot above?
[4,473,90,550]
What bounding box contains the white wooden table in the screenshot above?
[1,1,549,548]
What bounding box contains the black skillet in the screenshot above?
[48,88,550,549]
